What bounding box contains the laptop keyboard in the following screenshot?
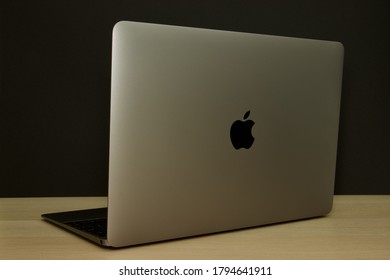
[65,218,107,238]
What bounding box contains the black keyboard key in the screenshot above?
[65,218,107,238]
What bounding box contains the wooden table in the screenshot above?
[1,195,389,259]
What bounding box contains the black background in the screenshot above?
[1,0,389,196]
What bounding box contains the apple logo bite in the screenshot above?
[230,110,255,149]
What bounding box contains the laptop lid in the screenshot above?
[107,21,344,247]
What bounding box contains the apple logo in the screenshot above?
[230,110,255,149]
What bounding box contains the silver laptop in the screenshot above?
[42,21,344,247]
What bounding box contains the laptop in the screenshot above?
[42,21,344,247]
